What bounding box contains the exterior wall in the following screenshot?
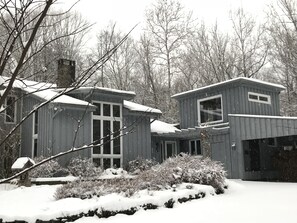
[211,132,233,178]
[122,111,152,167]
[177,83,281,129]
[51,108,92,166]
[21,96,46,157]
[229,115,297,179]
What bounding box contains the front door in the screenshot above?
[164,141,177,160]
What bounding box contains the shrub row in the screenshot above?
[55,153,226,199]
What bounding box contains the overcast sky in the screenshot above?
[60,0,273,42]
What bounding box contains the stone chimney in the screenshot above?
[57,59,75,88]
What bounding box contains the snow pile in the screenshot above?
[151,120,180,134]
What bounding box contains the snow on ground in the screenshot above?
[73,180,297,223]
[0,182,213,223]
[1,180,297,223]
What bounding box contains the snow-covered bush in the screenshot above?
[136,153,227,193]
[67,157,102,178]
[30,156,69,178]
[127,157,158,174]
[55,154,227,200]
[55,178,138,199]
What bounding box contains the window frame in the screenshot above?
[91,101,123,168]
[4,95,17,124]
[248,92,271,105]
[197,94,223,125]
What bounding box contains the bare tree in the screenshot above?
[89,23,137,91]
[267,0,297,116]
[230,7,268,78]
[145,0,194,115]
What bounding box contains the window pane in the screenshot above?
[93,158,101,167]
[259,96,268,102]
[5,96,15,123]
[196,140,202,155]
[113,121,121,154]
[200,97,222,123]
[166,143,173,158]
[34,111,38,135]
[93,120,101,154]
[113,105,120,117]
[113,159,121,168]
[190,141,195,155]
[249,94,258,100]
[93,103,101,116]
[103,158,111,169]
[33,139,38,157]
[103,104,111,116]
[103,120,111,154]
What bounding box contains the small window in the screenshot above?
[189,140,202,155]
[4,96,16,123]
[113,105,121,117]
[198,95,223,124]
[248,92,271,104]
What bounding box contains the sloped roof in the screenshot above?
[0,76,93,107]
[124,100,162,115]
[172,77,286,99]
[151,120,180,134]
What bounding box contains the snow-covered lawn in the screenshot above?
[1,180,297,223]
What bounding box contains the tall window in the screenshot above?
[92,101,122,169]
[32,111,38,158]
[198,95,223,125]
[4,96,16,123]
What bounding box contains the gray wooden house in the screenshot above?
[0,59,161,172]
[152,77,297,181]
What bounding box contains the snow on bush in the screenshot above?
[55,154,226,200]
[30,157,69,178]
[135,153,227,193]
[127,157,158,174]
[67,157,102,178]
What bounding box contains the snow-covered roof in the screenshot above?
[172,77,286,98]
[124,100,162,114]
[73,86,136,96]
[151,120,180,134]
[0,76,91,107]
[11,157,35,170]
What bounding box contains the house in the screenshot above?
[2,59,297,181]
[152,77,297,181]
[0,59,161,174]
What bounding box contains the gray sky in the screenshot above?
[60,0,273,43]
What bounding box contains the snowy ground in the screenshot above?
[1,180,297,223]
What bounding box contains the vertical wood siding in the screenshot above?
[177,85,281,129]
[122,112,152,167]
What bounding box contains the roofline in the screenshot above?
[172,77,286,99]
[69,87,136,98]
